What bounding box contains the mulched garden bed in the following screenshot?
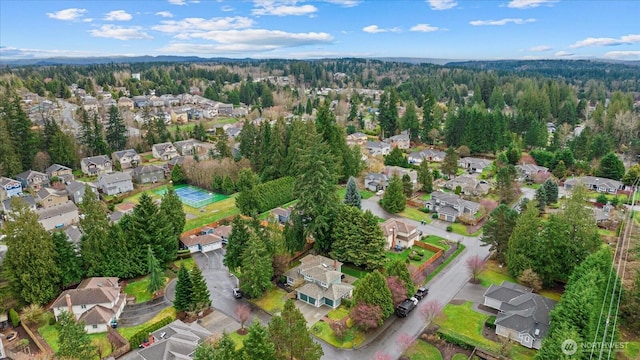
[421,325,473,360]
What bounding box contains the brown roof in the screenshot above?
[78,305,113,325]
[181,234,222,247]
[215,225,232,238]
[51,277,120,308]
[380,218,417,237]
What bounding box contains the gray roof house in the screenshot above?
[66,181,99,204]
[384,133,410,149]
[131,165,165,184]
[425,191,481,222]
[382,166,418,190]
[65,225,83,247]
[137,319,212,360]
[483,281,557,349]
[152,142,179,160]
[364,172,389,192]
[15,170,49,191]
[564,176,624,194]
[45,164,74,183]
[112,149,140,169]
[2,195,37,214]
[98,172,134,196]
[444,176,490,196]
[516,164,549,181]
[365,141,392,157]
[285,255,353,309]
[36,200,79,231]
[173,139,202,156]
[408,149,446,165]
[458,157,493,173]
[81,155,113,176]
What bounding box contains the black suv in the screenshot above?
[414,287,429,300]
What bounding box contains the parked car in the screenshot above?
[396,297,419,317]
[414,287,429,300]
[233,288,243,299]
[376,189,384,196]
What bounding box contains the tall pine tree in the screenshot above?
[106,105,128,153]
[344,176,362,208]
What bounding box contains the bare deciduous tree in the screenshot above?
[466,255,486,284]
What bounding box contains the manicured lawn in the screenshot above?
[311,320,366,349]
[451,354,467,360]
[228,331,247,351]
[478,261,516,288]
[435,301,498,352]
[421,235,449,251]
[117,307,177,340]
[251,288,287,314]
[171,257,196,271]
[403,340,443,360]
[400,207,433,224]
[39,313,113,358]
[421,193,431,201]
[342,264,369,279]
[124,276,169,303]
[327,305,350,321]
[449,222,482,236]
[386,247,437,267]
[336,187,375,200]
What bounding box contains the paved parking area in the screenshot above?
[199,310,241,334]
[294,300,332,325]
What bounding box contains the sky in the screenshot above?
[1,0,639,61]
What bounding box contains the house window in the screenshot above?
[81,305,87,309]
[92,325,98,329]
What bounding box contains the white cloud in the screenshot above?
[362,25,400,33]
[603,51,640,60]
[152,16,254,35]
[529,45,552,52]
[168,0,199,5]
[221,5,235,12]
[155,11,174,18]
[570,34,640,48]
[410,23,441,32]
[470,18,536,26]
[323,0,361,7]
[253,3,318,16]
[554,51,573,57]
[104,10,132,21]
[507,0,557,9]
[0,46,102,59]
[427,0,457,10]
[89,25,153,40]
[46,8,87,21]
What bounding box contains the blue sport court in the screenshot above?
[156,185,228,208]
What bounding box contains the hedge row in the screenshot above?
[436,330,475,350]
[236,176,296,215]
[128,316,174,348]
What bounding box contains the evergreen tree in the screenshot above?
[106,106,127,153]
[344,176,361,208]
[331,207,387,270]
[268,299,323,360]
[224,217,250,271]
[384,146,409,168]
[3,198,60,305]
[480,204,519,264]
[239,233,273,298]
[542,179,559,204]
[284,212,306,254]
[194,333,238,360]
[128,193,176,266]
[174,265,193,312]
[596,151,625,180]
[401,173,413,197]
[400,101,420,141]
[535,186,547,211]
[236,168,260,193]
[215,135,232,159]
[191,266,211,311]
[146,245,165,295]
[57,311,96,360]
[52,231,83,289]
[441,147,459,178]
[417,160,433,193]
[170,164,185,184]
[386,259,416,296]
[160,187,186,242]
[496,164,518,204]
[3,97,38,171]
[353,270,394,319]
[221,175,235,195]
[552,159,567,179]
[381,174,405,213]
[238,120,257,161]
[0,113,23,177]
[506,202,541,278]
[243,320,277,360]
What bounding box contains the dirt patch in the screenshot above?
[449,299,465,305]
[177,308,214,323]
[236,328,248,335]
[3,326,42,357]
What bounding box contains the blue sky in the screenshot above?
[1,0,639,60]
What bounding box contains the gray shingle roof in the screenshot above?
[35,201,78,220]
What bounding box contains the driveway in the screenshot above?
[118,297,171,327]
[295,301,333,325]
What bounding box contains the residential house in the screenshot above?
[0,177,22,201]
[100,98,117,109]
[15,170,49,192]
[98,172,134,196]
[272,207,291,223]
[180,233,223,253]
[226,127,242,139]
[483,281,556,349]
[382,166,418,191]
[216,102,234,116]
[384,133,410,149]
[66,181,98,204]
[516,164,549,182]
[444,176,490,197]
[214,225,232,244]
[112,149,140,169]
[166,156,185,172]
[364,173,389,192]
[81,155,113,176]
[117,97,134,111]
[137,319,212,360]
[152,142,178,160]
[284,255,354,309]
[425,191,481,222]
[365,141,391,157]
[65,225,83,248]
[149,96,164,108]
[408,149,446,165]
[346,132,368,146]
[131,165,165,184]
[380,218,420,250]
[50,277,126,334]
[132,96,148,108]
[173,139,202,156]
[82,97,98,112]
[36,201,79,231]
[2,195,37,217]
[564,176,624,194]
[36,187,69,208]
[458,157,493,173]
[45,164,74,183]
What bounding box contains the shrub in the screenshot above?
[341,298,353,309]
[128,316,174,348]
[9,308,20,327]
[48,316,56,326]
[432,213,438,219]
[485,316,496,329]
[437,331,474,350]
[446,226,453,232]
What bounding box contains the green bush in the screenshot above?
[437,331,474,350]
[9,308,20,327]
[48,315,56,326]
[446,226,453,232]
[432,213,438,219]
[341,298,353,309]
[485,316,496,329]
[128,316,174,348]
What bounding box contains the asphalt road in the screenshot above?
[57,100,81,132]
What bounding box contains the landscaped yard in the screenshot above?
[449,222,482,236]
[39,323,113,357]
[421,193,431,201]
[228,331,247,351]
[327,305,350,321]
[311,315,366,349]
[251,288,287,314]
[171,257,196,272]
[403,340,443,360]
[385,247,437,267]
[478,261,563,301]
[336,187,375,200]
[421,235,449,251]
[400,207,433,224]
[124,276,169,303]
[117,307,177,340]
[342,264,369,279]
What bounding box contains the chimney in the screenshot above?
[334,259,338,270]
[65,294,75,320]
[148,334,155,345]
[391,226,397,249]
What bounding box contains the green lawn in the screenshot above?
[403,340,443,360]
[39,325,113,357]
[451,354,468,360]
[228,331,247,351]
[400,207,433,224]
[385,247,437,267]
[311,320,366,349]
[171,257,196,271]
[251,288,287,314]
[449,222,482,236]
[623,341,640,359]
[421,235,449,251]
[436,301,498,352]
[478,261,563,301]
[117,307,177,340]
[336,187,375,200]
[124,276,169,303]
[342,264,369,279]
[327,305,350,321]
[421,193,431,201]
